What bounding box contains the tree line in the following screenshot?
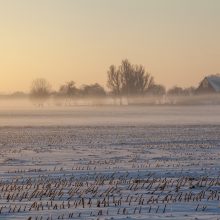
[29,59,196,101]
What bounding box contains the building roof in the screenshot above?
[206,75,220,92]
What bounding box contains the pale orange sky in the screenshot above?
[0,0,220,93]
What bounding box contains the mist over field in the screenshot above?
[0,97,220,126]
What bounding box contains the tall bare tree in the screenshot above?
[58,81,78,106]
[133,64,154,94]
[107,65,121,96]
[107,59,154,97]
[30,78,51,106]
[30,78,51,98]
[59,81,78,97]
[119,59,134,95]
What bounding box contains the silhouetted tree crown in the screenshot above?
[59,81,78,97]
[107,59,154,96]
[107,65,121,96]
[147,84,166,96]
[30,78,51,98]
[80,83,106,97]
[168,86,196,96]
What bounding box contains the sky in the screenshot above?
[0,0,220,93]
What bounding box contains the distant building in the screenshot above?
[197,74,220,93]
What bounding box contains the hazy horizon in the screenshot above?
[1,0,220,93]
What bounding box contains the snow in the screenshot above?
[0,106,220,219]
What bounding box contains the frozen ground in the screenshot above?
[0,106,220,219]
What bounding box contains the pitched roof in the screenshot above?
[206,75,220,92]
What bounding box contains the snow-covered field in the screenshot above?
[0,106,220,219]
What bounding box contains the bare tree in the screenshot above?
[119,59,134,95]
[107,59,154,97]
[59,81,78,97]
[132,64,154,94]
[58,81,79,106]
[107,65,121,96]
[30,78,51,106]
[107,65,123,105]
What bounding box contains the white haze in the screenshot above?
[0,96,220,126]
